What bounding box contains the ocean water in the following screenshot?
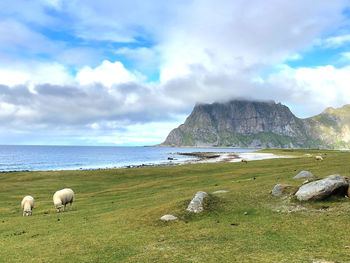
[0,145,257,172]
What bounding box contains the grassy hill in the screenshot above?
[1,149,350,262]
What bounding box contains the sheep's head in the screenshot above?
[23,209,32,216]
[54,200,62,212]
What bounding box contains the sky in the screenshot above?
[1,0,350,146]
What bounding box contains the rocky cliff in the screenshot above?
[161,100,350,149]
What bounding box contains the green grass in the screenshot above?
[1,150,350,262]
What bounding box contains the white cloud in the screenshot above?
[0,20,61,54]
[76,60,141,87]
[158,0,347,82]
[265,64,350,117]
[315,34,350,48]
[0,62,73,87]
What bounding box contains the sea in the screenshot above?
[0,145,257,172]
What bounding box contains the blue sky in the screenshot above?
[1,0,350,145]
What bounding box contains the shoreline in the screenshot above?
[0,151,293,173]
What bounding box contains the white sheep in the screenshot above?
[315,155,323,161]
[53,188,74,213]
[241,158,248,164]
[21,196,34,216]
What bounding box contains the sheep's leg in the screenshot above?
[63,204,66,212]
[69,201,73,211]
[23,211,25,216]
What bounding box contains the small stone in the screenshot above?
[158,238,165,242]
[212,190,229,194]
[244,212,248,215]
[345,246,349,249]
[276,210,281,213]
[160,215,178,221]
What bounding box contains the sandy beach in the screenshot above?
[176,151,293,165]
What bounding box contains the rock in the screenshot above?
[294,171,316,179]
[295,174,348,201]
[160,215,178,221]
[212,190,229,194]
[271,184,290,196]
[244,212,248,215]
[186,191,208,213]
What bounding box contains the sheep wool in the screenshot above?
[53,188,74,213]
[21,196,34,216]
[315,155,323,161]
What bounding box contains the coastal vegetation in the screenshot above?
[1,149,350,262]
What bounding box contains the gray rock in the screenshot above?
[212,190,229,194]
[295,174,348,201]
[271,184,283,196]
[294,171,316,179]
[186,191,208,213]
[160,214,178,221]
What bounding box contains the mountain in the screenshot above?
[161,100,350,149]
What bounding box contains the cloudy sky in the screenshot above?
[1,0,350,145]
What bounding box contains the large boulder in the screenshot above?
[294,171,316,179]
[295,174,348,201]
[186,191,208,213]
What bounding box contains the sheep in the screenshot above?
[53,188,74,213]
[21,196,34,216]
[241,158,248,164]
[315,155,323,161]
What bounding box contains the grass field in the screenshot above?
[1,149,350,262]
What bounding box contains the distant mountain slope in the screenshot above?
[305,105,350,149]
[161,100,350,149]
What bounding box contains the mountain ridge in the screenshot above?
[161,100,350,149]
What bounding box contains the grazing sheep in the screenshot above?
[53,188,74,213]
[315,155,323,161]
[241,158,248,164]
[21,196,34,216]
